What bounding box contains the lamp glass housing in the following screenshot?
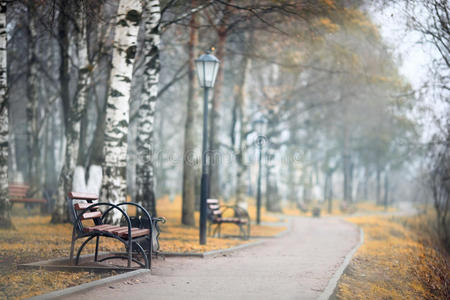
[195,53,220,88]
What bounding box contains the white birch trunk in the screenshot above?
[102,0,142,224]
[0,0,11,228]
[135,0,160,217]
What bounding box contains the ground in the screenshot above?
[0,196,286,299]
[61,217,360,300]
[335,214,449,299]
[1,199,448,299]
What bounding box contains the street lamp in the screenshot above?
[196,51,220,245]
[253,118,267,225]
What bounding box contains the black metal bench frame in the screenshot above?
[68,192,165,269]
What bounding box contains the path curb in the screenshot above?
[318,224,364,300]
[28,269,150,300]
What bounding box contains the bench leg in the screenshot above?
[69,228,77,265]
[76,235,96,265]
[127,241,132,268]
[94,236,100,262]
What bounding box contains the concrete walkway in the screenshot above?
[62,217,360,300]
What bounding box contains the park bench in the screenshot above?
[207,199,250,240]
[9,183,47,205]
[68,192,165,269]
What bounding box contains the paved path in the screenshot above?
[63,217,360,300]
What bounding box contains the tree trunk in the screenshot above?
[384,171,389,210]
[265,140,281,213]
[234,39,251,208]
[208,19,228,199]
[342,152,352,203]
[26,3,40,195]
[376,165,381,205]
[101,0,142,224]
[52,3,90,223]
[349,159,353,203]
[182,1,198,226]
[0,1,11,229]
[135,0,160,217]
[363,167,369,201]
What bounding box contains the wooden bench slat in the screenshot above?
[74,203,98,211]
[103,227,149,238]
[69,192,98,200]
[9,185,30,190]
[217,217,248,224]
[111,227,137,235]
[81,211,102,220]
[83,224,120,233]
[120,228,149,238]
[9,193,27,198]
[10,198,47,204]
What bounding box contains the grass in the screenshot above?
[335,215,449,299]
[0,195,287,299]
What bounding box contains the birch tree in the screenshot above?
[135,0,160,217]
[0,0,11,228]
[102,0,142,223]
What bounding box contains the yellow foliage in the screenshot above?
[321,0,336,9]
[317,17,339,32]
[336,215,449,299]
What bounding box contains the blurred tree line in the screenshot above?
[0,0,424,232]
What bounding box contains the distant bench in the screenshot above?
[9,184,47,205]
[207,199,250,240]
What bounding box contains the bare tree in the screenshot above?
[181,0,199,226]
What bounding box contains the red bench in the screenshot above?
[68,192,165,269]
[9,184,47,204]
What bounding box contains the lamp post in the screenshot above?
[253,118,267,225]
[195,51,220,245]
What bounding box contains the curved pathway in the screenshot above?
[63,217,360,300]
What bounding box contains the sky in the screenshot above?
[367,2,446,139]
[368,3,433,90]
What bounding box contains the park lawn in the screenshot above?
[0,197,287,299]
[335,215,449,299]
